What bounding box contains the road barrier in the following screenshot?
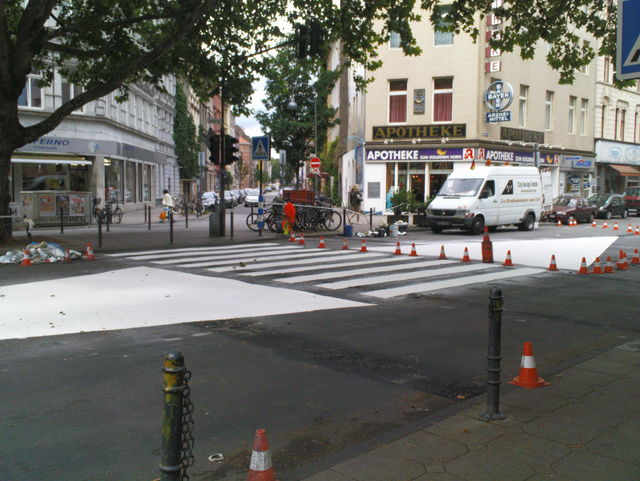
[480,287,506,421]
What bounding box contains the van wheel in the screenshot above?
[470,217,484,235]
[430,224,443,234]
[518,213,535,231]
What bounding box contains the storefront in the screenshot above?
[595,140,640,194]
[559,155,597,197]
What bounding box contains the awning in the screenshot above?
[11,157,92,166]
[608,164,640,176]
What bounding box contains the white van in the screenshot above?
[426,166,543,234]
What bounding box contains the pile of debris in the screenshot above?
[355,221,409,238]
[0,241,84,264]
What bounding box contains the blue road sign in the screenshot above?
[617,0,640,80]
[251,136,270,161]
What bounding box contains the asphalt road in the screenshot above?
[1,224,640,481]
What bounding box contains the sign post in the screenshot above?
[252,136,270,234]
[617,0,640,80]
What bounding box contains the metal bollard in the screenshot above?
[230,211,234,240]
[369,207,373,230]
[144,205,147,223]
[159,351,185,481]
[148,206,152,230]
[480,287,507,421]
[185,206,189,229]
[169,211,174,245]
[60,207,64,234]
[106,207,110,232]
[98,217,103,248]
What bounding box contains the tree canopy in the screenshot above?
[173,84,200,180]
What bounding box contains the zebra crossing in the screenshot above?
[107,241,547,300]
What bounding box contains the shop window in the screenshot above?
[125,161,137,203]
[434,5,454,46]
[144,164,152,202]
[18,72,43,109]
[389,32,401,49]
[61,78,84,112]
[518,85,528,128]
[388,79,407,123]
[544,91,554,131]
[69,165,88,191]
[105,158,124,202]
[22,163,67,191]
[568,96,576,134]
[433,77,453,122]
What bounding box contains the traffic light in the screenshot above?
[297,22,323,58]
[297,25,309,59]
[208,133,221,165]
[223,134,239,166]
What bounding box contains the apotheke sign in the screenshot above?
[366,148,463,162]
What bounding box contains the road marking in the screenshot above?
[278,259,457,284]
[212,251,359,273]
[316,263,497,290]
[107,243,278,257]
[236,253,394,276]
[150,246,304,264]
[363,267,545,299]
[130,245,302,261]
[173,249,353,268]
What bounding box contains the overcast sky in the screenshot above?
[235,78,267,138]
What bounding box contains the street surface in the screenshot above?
[1,221,640,480]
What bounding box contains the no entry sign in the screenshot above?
[310,156,321,169]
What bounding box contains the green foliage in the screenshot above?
[173,83,199,179]
[390,188,417,212]
[222,169,234,190]
[254,166,269,183]
[270,159,281,183]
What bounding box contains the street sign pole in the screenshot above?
[252,136,271,235]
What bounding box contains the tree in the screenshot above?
[173,83,199,180]
[0,1,619,242]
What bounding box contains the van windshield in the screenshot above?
[437,178,484,197]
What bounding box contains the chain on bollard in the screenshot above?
[480,287,507,421]
[160,351,195,481]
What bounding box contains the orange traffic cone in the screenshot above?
[503,250,513,267]
[613,222,619,231]
[461,247,470,262]
[247,429,275,481]
[408,242,418,257]
[64,248,71,263]
[604,256,615,273]
[591,257,603,274]
[635,226,640,236]
[592,220,597,228]
[632,248,640,265]
[318,236,326,248]
[393,241,402,255]
[288,232,296,242]
[84,242,95,261]
[298,233,305,245]
[360,239,367,253]
[627,224,633,233]
[617,250,628,270]
[577,257,588,274]
[510,342,550,389]
[556,219,562,227]
[602,221,608,229]
[341,238,349,250]
[570,218,576,227]
[548,254,558,271]
[20,249,32,266]
[439,245,447,260]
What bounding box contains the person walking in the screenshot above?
[160,189,174,223]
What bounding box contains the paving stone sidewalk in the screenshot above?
[299,339,640,481]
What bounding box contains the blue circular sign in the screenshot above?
[484,81,514,111]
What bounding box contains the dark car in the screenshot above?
[549,195,597,224]
[623,187,640,216]
[588,193,628,219]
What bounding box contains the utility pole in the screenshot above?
[218,84,226,237]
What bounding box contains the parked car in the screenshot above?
[588,193,628,219]
[244,189,260,207]
[623,187,640,216]
[223,191,237,208]
[230,189,245,204]
[549,195,597,224]
[201,191,218,210]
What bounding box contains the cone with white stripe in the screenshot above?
[592,220,597,228]
[288,232,296,242]
[577,257,588,274]
[635,226,640,236]
[547,254,558,271]
[503,250,513,267]
[83,242,95,261]
[341,238,349,250]
[317,236,326,248]
[632,248,639,265]
[591,257,603,274]
[360,239,367,252]
[247,429,275,481]
[20,249,32,266]
[613,222,619,231]
[627,224,633,233]
[617,250,628,270]
[393,241,402,255]
[439,245,447,260]
[604,256,615,273]
[298,233,305,245]
[408,242,418,257]
[510,342,549,389]
[602,221,608,229]
[556,219,562,227]
[461,247,470,262]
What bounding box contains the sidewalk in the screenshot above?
[296,338,640,481]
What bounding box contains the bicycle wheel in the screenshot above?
[113,207,123,224]
[193,202,205,217]
[323,210,342,231]
[267,212,284,233]
[246,213,259,232]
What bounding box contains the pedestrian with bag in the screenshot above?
[160,189,173,223]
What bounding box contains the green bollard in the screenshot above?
[159,351,186,481]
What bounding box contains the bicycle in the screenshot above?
[94,199,123,224]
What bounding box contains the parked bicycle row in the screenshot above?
[246,202,342,233]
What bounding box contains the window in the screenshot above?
[600,103,607,137]
[544,91,554,130]
[603,57,611,83]
[17,72,43,108]
[434,5,454,45]
[388,79,407,123]
[620,109,626,141]
[579,41,590,74]
[389,32,401,49]
[614,107,619,139]
[125,161,137,203]
[634,111,639,143]
[568,96,576,134]
[433,77,453,122]
[502,180,514,195]
[61,78,84,112]
[579,99,588,135]
[518,85,528,127]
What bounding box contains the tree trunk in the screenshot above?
[0,146,14,244]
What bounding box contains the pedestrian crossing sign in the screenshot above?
[617,0,640,80]
[252,136,270,161]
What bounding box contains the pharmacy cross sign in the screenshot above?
[617,0,640,80]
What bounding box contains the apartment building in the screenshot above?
[12,70,179,223]
[594,56,640,193]
[332,5,598,212]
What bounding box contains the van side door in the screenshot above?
[478,180,499,225]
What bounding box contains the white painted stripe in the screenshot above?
[249,450,272,471]
[317,263,495,290]
[129,244,301,261]
[278,259,456,284]
[521,355,536,368]
[212,251,358,273]
[106,243,278,257]
[364,267,545,299]
[236,253,398,276]
[173,249,351,268]
[148,246,303,264]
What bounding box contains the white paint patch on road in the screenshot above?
[316,263,496,290]
[213,251,359,273]
[278,259,457,284]
[364,267,546,299]
[0,267,371,341]
[365,237,618,270]
[129,245,303,261]
[107,243,278,257]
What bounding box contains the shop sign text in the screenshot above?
[366,148,463,162]
[372,124,466,140]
